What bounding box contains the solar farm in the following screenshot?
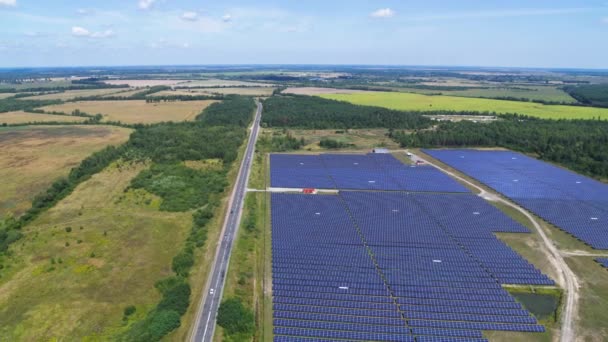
[424,149,608,250]
[269,153,554,341]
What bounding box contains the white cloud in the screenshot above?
[71,26,115,38]
[0,0,17,8]
[181,11,198,21]
[138,0,155,10]
[222,14,232,22]
[370,8,395,18]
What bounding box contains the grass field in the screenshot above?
[0,80,73,91]
[39,100,218,124]
[268,128,400,151]
[0,162,192,340]
[444,86,576,103]
[18,88,127,101]
[564,256,608,342]
[321,91,608,119]
[0,111,87,125]
[0,93,15,99]
[0,125,132,217]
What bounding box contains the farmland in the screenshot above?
[0,111,87,125]
[102,79,187,87]
[0,125,132,217]
[178,79,273,87]
[17,88,128,101]
[0,162,192,340]
[321,91,608,119]
[152,87,275,97]
[39,100,218,124]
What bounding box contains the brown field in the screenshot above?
[102,88,146,98]
[0,111,86,125]
[152,87,275,97]
[0,125,132,217]
[178,79,273,87]
[0,93,15,99]
[39,100,218,124]
[102,79,188,87]
[17,89,128,101]
[282,87,368,95]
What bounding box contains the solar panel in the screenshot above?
[424,149,608,250]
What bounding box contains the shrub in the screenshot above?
[217,298,255,336]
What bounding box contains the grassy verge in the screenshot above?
[564,256,608,341]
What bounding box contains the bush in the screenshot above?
[217,298,255,336]
[124,305,136,317]
[171,250,194,276]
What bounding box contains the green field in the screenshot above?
[321,91,608,119]
[0,162,192,340]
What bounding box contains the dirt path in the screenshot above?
[411,151,580,342]
[561,250,608,257]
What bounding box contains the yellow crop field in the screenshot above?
[321,92,608,120]
[0,125,132,217]
[39,100,218,124]
[0,111,86,125]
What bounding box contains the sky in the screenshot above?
[0,0,607,68]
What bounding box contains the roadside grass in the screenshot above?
[0,161,192,340]
[39,100,218,124]
[167,124,251,342]
[0,111,87,125]
[17,88,127,101]
[320,91,608,120]
[564,256,608,342]
[280,128,399,151]
[0,125,132,217]
[215,150,271,342]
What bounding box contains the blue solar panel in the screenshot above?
[424,149,608,250]
[270,153,469,192]
[271,191,549,340]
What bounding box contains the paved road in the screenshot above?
[190,100,263,342]
[411,151,579,342]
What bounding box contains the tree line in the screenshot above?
[261,95,432,129]
[393,115,608,179]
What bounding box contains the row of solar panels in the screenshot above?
[271,192,549,340]
[270,153,469,192]
[424,149,608,250]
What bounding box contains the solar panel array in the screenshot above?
[271,192,550,341]
[270,153,469,192]
[424,149,608,249]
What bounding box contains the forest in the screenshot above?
[393,116,608,179]
[564,84,608,107]
[197,95,255,127]
[261,95,432,129]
